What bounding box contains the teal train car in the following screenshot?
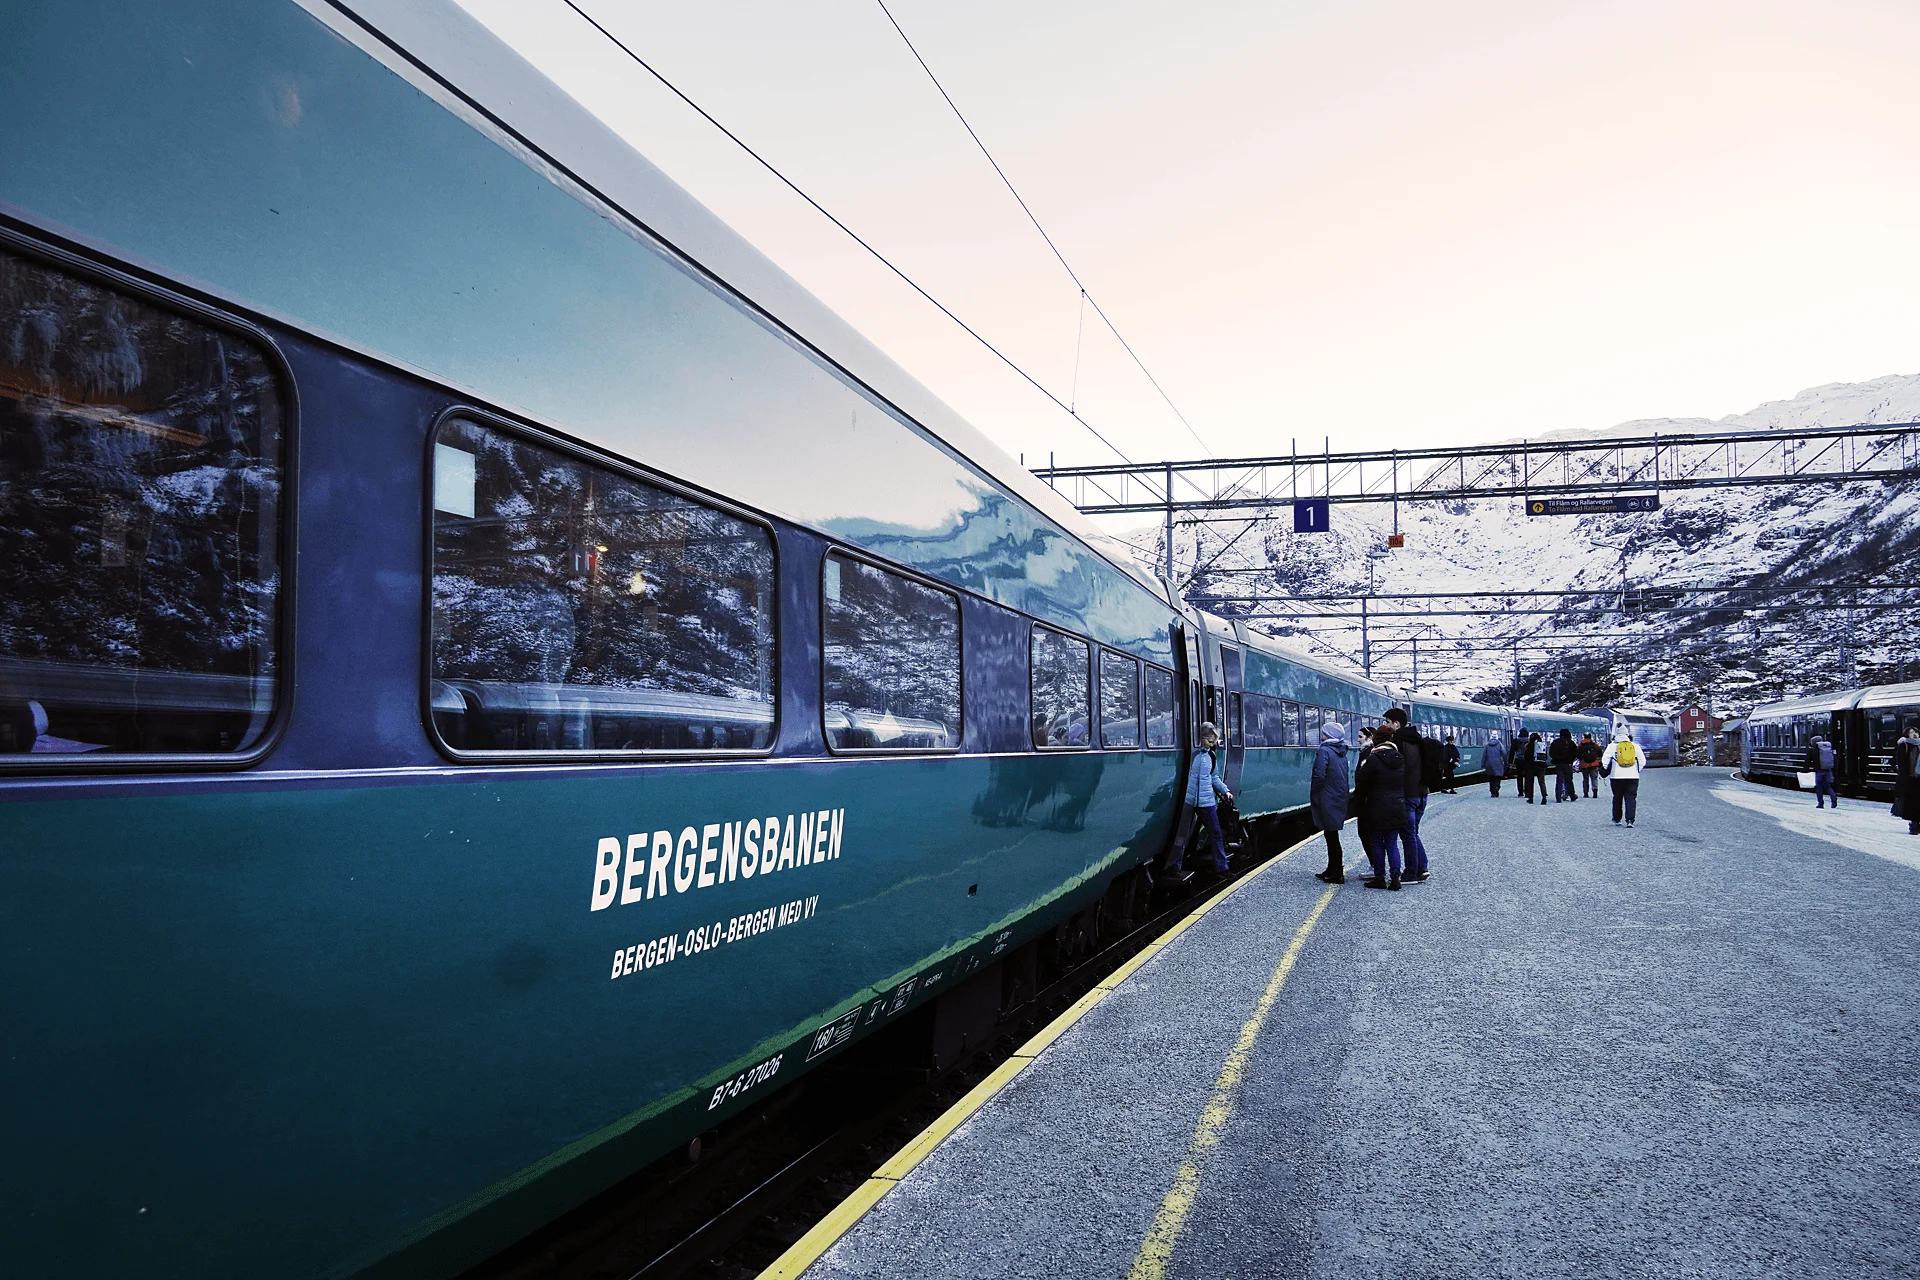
[1516,707,1614,749]
[0,2,1588,1275]
[1404,692,1510,779]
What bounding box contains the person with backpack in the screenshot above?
[1602,729,1642,827]
[1383,708,1432,883]
[1803,734,1839,809]
[1311,721,1351,884]
[1577,732,1603,797]
[1483,731,1509,797]
[1510,731,1530,800]
[1353,724,1409,889]
[1549,728,1578,803]
[1892,724,1920,837]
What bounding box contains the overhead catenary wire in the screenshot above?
[871,0,1212,458]
[560,0,1134,464]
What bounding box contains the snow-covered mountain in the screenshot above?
[1168,374,1920,718]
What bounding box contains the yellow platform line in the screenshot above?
[755,831,1323,1280]
[1125,884,1337,1280]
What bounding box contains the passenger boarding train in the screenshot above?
[0,3,1601,1274]
[1743,681,1920,796]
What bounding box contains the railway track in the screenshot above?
[461,810,1316,1280]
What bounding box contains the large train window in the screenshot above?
[1241,693,1282,747]
[822,552,959,751]
[1099,650,1140,749]
[1031,627,1091,749]
[1143,666,1175,748]
[0,245,284,761]
[428,415,775,755]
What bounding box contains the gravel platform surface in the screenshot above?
[803,768,1920,1279]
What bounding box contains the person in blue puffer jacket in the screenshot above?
[1172,721,1232,883]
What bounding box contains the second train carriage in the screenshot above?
[1743,680,1920,796]
[1611,707,1679,766]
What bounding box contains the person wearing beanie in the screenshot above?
[1311,720,1351,884]
[1601,729,1643,826]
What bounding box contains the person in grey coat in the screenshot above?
[1483,733,1509,797]
[1311,721,1351,884]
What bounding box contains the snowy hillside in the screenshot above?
[1165,374,1920,718]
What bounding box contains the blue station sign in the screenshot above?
[1293,498,1331,532]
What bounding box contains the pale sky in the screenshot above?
[454,0,1920,467]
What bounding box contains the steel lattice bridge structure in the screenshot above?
[1035,421,1920,518]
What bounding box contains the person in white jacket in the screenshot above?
[1601,730,1643,827]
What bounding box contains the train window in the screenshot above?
[1099,650,1140,749]
[1190,680,1200,745]
[429,416,775,755]
[822,552,960,751]
[1302,705,1322,741]
[1228,692,1242,747]
[1031,627,1091,749]
[1282,700,1302,747]
[0,247,284,760]
[1871,710,1906,748]
[1143,665,1175,748]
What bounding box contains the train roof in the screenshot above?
[1403,691,1503,715]
[1858,681,1920,710]
[321,1,1166,596]
[1748,689,1868,718]
[1229,621,1393,698]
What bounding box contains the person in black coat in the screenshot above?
[1382,709,1431,882]
[1353,724,1410,889]
[1549,728,1578,803]
[1441,735,1460,794]
[1893,724,1920,836]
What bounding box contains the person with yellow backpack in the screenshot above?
[1601,729,1643,827]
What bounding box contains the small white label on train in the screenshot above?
[709,1053,784,1110]
[589,809,846,912]
[610,895,819,981]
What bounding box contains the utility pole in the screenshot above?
[1412,633,1419,690]
[1162,461,1174,587]
[1361,597,1371,678]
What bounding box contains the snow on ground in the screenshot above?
[1712,776,1920,872]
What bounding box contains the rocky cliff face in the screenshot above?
[1167,374,1920,716]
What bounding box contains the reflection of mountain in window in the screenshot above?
[822,553,959,751]
[1143,666,1176,748]
[1100,651,1139,748]
[0,247,283,757]
[1031,629,1090,749]
[430,417,775,753]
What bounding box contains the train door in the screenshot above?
[1185,628,1203,748]
[1828,711,1851,793]
[1220,645,1244,789]
[1161,621,1201,874]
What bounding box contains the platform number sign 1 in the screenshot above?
[1293,498,1331,533]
